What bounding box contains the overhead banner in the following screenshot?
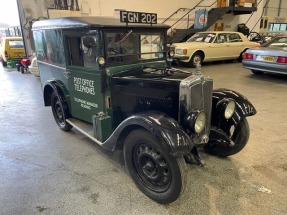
[194,10,208,29]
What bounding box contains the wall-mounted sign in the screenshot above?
[194,10,208,29]
[120,11,157,24]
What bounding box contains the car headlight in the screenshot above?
[224,100,236,119]
[184,111,206,134]
[169,50,175,57]
[97,56,105,65]
[176,49,187,55]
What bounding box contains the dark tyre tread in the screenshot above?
[205,118,250,157]
[51,91,72,131]
[124,129,186,204]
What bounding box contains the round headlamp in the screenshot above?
[194,111,206,134]
[184,111,206,134]
[224,100,236,119]
[97,56,105,65]
[169,50,175,57]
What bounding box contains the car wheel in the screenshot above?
[204,118,250,157]
[188,52,203,68]
[124,129,187,204]
[251,70,264,75]
[51,91,72,131]
[2,60,7,67]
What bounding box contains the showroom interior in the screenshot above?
[0,0,287,214]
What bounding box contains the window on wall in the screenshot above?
[268,23,287,31]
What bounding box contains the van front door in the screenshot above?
[65,33,104,124]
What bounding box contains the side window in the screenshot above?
[82,35,98,68]
[67,35,98,68]
[216,34,227,43]
[67,37,84,67]
[228,33,243,42]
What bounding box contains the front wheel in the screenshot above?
[188,52,203,68]
[51,91,72,131]
[204,118,250,157]
[124,129,186,204]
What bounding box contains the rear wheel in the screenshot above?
[188,52,203,67]
[124,129,186,204]
[51,91,72,131]
[251,70,264,75]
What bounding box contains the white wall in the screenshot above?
[18,0,278,54]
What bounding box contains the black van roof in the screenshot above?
[32,17,169,30]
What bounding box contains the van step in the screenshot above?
[66,118,103,146]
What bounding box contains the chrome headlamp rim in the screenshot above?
[183,110,206,134]
[194,111,206,134]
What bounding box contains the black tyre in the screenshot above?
[251,70,264,75]
[51,91,72,131]
[188,52,203,67]
[2,60,7,67]
[124,129,186,204]
[204,118,250,157]
[21,66,25,74]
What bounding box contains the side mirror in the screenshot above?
[83,36,96,49]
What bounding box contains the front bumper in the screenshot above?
[172,55,189,60]
[242,60,287,75]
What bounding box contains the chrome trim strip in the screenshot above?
[66,119,104,146]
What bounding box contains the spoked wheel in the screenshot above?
[204,118,250,157]
[188,51,203,67]
[51,92,72,131]
[124,129,186,204]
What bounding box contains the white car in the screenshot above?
[170,31,258,67]
[29,56,39,76]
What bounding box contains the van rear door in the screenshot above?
[8,39,25,59]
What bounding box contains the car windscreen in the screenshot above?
[8,40,24,48]
[104,30,165,65]
[186,33,216,43]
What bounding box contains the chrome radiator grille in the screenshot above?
[179,74,213,144]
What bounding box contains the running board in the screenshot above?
[66,118,103,146]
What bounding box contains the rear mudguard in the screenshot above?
[43,79,69,107]
[102,112,194,157]
[210,88,256,141]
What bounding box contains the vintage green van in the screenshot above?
[32,12,256,204]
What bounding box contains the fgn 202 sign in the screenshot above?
[120,11,157,24]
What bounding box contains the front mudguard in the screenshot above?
[211,88,256,127]
[209,89,256,148]
[102,112,194,156]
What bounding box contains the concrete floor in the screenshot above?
[0,62,286,215]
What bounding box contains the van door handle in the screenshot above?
[63,71,71,78]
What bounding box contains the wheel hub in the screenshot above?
[134,143,171,191]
